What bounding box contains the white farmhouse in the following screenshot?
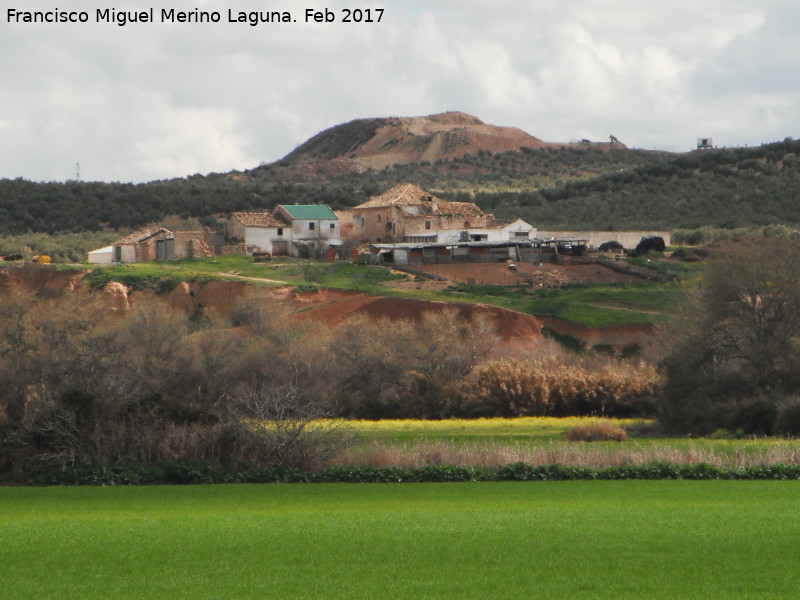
[226,204,340,257]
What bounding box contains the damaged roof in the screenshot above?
[356,183,484,217]
[113,227,172,245]
[231,211,287,228]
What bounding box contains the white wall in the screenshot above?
[245,226,285,253]
[291,219,339,241]
[87,246,113,264]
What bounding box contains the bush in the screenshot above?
[462,357,657,418]
[564,422,629,442]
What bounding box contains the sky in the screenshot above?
[2,0,799,183]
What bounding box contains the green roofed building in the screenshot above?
[276,204,338,221]
[225,204,341,258]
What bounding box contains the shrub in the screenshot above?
[564,422,629,442]
[462,357,657,418]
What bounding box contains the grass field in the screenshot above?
[338,418,800,469]
[2,482,799,599]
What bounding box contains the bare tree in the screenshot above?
[228,384,351,471]
[660,238,800,433]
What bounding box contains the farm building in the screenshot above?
[226,212,289,254]
[87,228,222,264]
[429,218,537,244]
[109,228,173,263]
[369,238,586,265]
[87,246,114,264]
[368,238,588,266]
[225,204,341,257]
[352,183,490,243]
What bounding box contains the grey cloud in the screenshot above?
[2,0,799,182]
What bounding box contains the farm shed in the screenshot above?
[369,239,561,266]
[87,246,114,264]
[110,228,174,263]
[226,211,289,255]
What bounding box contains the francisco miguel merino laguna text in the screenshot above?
[6,7,385,26]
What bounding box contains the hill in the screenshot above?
[279,111,574,172]
[1,109,799,236]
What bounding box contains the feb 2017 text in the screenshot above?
[5,8,384,26]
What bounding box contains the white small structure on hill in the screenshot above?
[87,246,114,264]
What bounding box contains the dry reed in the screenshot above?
[335,440,800,470]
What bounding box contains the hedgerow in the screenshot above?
[27,461,800,485]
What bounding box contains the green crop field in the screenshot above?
[2,482,799,599]
[338,417,800,469]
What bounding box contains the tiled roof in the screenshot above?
[231,211,285,228]
[277,204,337,220]
[354,183,439,209]
[431,199,484,217]
[113,227,171,245]
[354,183,485,218]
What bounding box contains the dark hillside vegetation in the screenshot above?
[281,117,388,162]
[3,139,800,234]
[494,138,800,229]
[0,146,669,234]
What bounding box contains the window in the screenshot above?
[277,227,283,236]
[309,222,315,231]
[330,223,335,230]
[377,214,381,223]
[424,220,431,230]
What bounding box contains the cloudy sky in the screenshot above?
[2,0,798,183]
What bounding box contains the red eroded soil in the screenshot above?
[0,264,655,351]
[0,264,87,294]
[292,289,544,343]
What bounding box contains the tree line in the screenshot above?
[0,145,669,234]
[5,140,800,236]
[0,282,655,480]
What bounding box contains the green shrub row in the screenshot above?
[27,460,800,486]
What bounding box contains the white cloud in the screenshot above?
[1,0,799,181]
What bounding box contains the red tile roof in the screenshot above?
[354,183,484,217]
[231,211,286,227]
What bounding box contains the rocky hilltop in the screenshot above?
[280,111,561,173]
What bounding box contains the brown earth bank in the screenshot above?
[0,264,654,351]
[292,289,544,345]
[0,264,87,295]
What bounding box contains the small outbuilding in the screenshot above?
[87,246,114,264]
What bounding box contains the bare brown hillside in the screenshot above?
[280,111,588,173]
